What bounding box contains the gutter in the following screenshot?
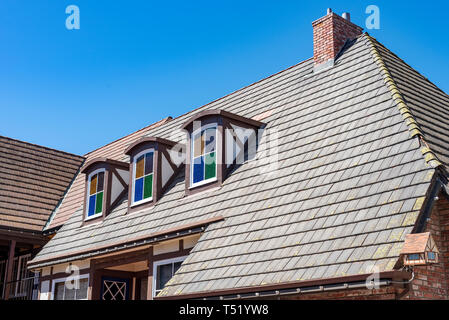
[155,270,411,300]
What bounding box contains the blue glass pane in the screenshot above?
[88,194,96,216]
[193,156,204,184]
[134,178,143,202]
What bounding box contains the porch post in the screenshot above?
[4,240,16,300]
[147,247,153,300]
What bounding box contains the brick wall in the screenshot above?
[312,12,363,66]
[280,286,398,300]
[400,194,449,299]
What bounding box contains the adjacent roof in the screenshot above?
[44,117,172,230]
[30,33,449,298]
[0,136,84,232]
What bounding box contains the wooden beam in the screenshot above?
[4,240,16,300]
[147,247,153,300]
[91,248,150,270]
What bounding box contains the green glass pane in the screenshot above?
[143,174,153,199]
[95,191,103,214]
[205,152,216,180]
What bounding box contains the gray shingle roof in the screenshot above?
[30,33,445,297]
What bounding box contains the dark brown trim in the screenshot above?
[4,240,16,300]
[147,247,154,300]
[40,268,90,282]
[81,157,128,174]
[0,228,48,245]
[155,270,412,300]
[28,216,224,268]
[124,137,178,155]
[92,248,150,270]
[181,109,264,131]
[153,248,191,263]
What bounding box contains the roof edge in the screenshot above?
[29,215,224,269]
[365,33,443,169]
[156,270,412,300]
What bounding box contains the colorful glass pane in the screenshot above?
[88,194,96,216]
[97,172,104,192]
[193,156,204,183]
[193,133,203,158]
[95,191,103,214]
[90,174,97,195]
[143,174,153,199]
[204,152,216,180]
[144,152,153,175]
[204,128,216,154]
[134,177,143,202]
[135,155,144,178]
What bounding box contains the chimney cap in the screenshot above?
[327,8,332,14]
[342,12,350,21]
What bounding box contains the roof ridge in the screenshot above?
[365,33,442,169]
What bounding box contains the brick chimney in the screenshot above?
[312,9,363,72]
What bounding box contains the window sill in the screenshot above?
[189,177,218,189]
[84,213,102,222]
[130,198,153,208]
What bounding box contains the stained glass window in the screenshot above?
[133,150,154,204]
[191,126,217,186]
[87,170,104,217]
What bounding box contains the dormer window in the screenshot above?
[125,137,181,213]
[132,149,154,205]
[80,158,130,224]
[191,124,217,187]
[182,109,264,196]
[87,169,105,218]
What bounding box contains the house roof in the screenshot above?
[400,232,431,254]
[30,33,449,298]
[44,117,172,230]
[0,136,84,233]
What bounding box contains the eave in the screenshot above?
[155,270,412,300]
[28,215,224,269]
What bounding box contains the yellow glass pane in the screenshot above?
[193,132,204,157]
[135,155,144,178]
[90,174,97,195]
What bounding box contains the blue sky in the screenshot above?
[1,1,448,155]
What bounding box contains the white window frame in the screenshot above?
[85,168,106,221]
[131,148,155,207]
[152,256,187,298]
[51,274,89,300]
[190,123,218,188]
